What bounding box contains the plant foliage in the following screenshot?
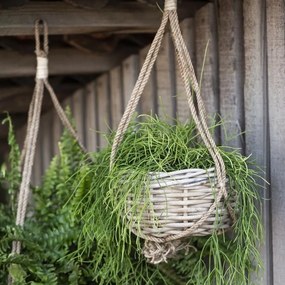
[71,115,263,285]
[0,114,94,284]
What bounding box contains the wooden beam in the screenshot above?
[0,85,78,114]
[0,81,81,101]
[0,86,32,100]
[0,48,129,77]
[0,2,207,36]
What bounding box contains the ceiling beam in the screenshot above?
[0,1,206,36]
[0,86,32,100]
[0,48,129,77]
[0,90,71,113]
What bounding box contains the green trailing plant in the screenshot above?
[71,115,263,285]
[0,114,95,284]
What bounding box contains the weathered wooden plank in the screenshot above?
[0,87,32,101]
[195,4,219,138]
[122,55,139,113]
[62,96,73,114]
[110,66,123,130]
[64,0,109,9]
[266,1,285,284]
[139,44,157,116]
[0,2,205,36]
[85,82,97,152]
[156,33,176,121]
[52,110,63,156]
[15,124,26,151]
[0,49,128,78]
[175,18,195,122]
[96,74,110,149]
[218,0,244,149]
[40,112,53,172]
[33,140,42,186]
[243,1,272,284]
[72,88,86,146]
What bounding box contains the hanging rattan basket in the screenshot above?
[110,0,236,263]
[126,168,236,239]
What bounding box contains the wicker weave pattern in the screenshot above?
[127,168,235,239]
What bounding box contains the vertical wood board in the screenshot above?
[15,124,26,151]
[40,112,53,172]
[266,1,285,284]
[52,110,63,156]
[139,44,157,116]
[218,0,244,149]
[96,74,110,149]
[122,55,139,114]
[33,126,43,186]
[110,66,123,130]
[156,33,176,121]
[195,4,219,140]
[85,82,97,152]
[72,88,86,146]
[244,0,272,284]
[176,18,195,122]
[62,96,73,113]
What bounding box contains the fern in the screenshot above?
[0,112,95,284]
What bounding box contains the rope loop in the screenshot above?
[34,19,49,57]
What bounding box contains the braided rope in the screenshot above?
[110,0,235,255]
[9,19,86,283]
[110,11,169,168]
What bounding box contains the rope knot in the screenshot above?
[36,56,48,79]
[143,239,194,264]
[164,0,177,11]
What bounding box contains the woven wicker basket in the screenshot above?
[126,167,236,239]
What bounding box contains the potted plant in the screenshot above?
[72,115,263,285]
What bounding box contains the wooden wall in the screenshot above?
[16,2,285,284]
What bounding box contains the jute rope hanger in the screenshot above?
[9,19,86,283]
[110,0,235,258]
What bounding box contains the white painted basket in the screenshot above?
[126,167,236,239]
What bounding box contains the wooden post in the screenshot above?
[176,18,195,122]
[96,74,111,149]
[244,1,272,284]
[218,0,244,150]
[195,4,219,140]
[156,33,176,122]
[267,1,285,284]
[85,82,97,152]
